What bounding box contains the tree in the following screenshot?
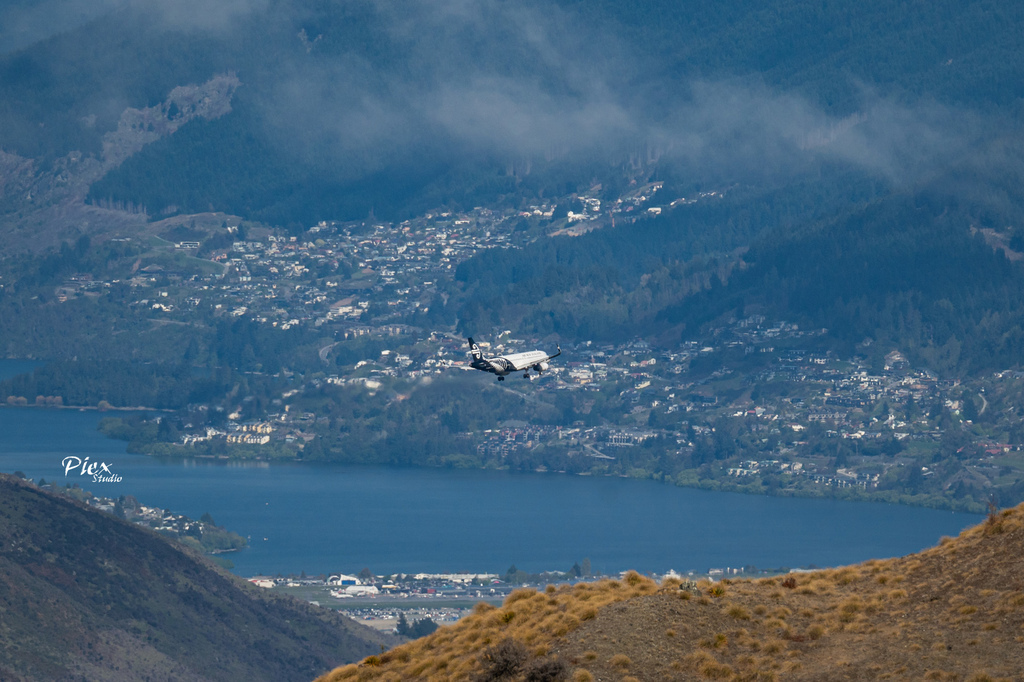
[200,512,217,526]
[581,558,592,577]
[410,617,438,637]
[396,613,410,636]
[397,613,438,638]
[157,417,180,443]
[358,567,374,583]
[904,395,918,421]
[961,391,979,422]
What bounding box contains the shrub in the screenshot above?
[624,571,644,587]
[708,585,726,598]
[781,577,797,590]
[839,599,862,615]
[727,605,751,620]
[475,638,528,681]
[572,670,594,682]
[609,654,631,670]
[362,655,381,667]
[833,569,857,585]
[506,588,538,605]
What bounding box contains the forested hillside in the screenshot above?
[664,171,1024,374]
[4,0,1024,371]
[2,0,1024,223]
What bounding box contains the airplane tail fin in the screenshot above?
[468,337,483,360]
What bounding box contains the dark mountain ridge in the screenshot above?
[0,473,392,681]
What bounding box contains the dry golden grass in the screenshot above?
[316,505,1024,682]
[316,573,660,681]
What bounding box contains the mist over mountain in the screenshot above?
[2,0,1021,226]
[2,0,1024,366]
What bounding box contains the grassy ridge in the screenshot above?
[320,505,1024,681]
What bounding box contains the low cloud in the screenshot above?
[651,83,981,186]
[5,0,982,192]
[252,0,979,189]
[0,0,122,53]
[135,0,269,32]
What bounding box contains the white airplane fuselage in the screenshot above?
[467,338,560,380]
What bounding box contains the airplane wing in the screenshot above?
[503,350,550,371]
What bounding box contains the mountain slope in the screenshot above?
[657,156,1024,374]
[319,505,1024,681]
[4,0,1024,223]
[0,474,392,681]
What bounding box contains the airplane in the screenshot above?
[467,337,561,381]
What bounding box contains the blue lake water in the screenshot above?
[0,396,984,578]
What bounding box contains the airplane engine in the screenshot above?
[534,362,550,373]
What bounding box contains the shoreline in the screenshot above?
[121,439,989,515]
[3,398,987,515]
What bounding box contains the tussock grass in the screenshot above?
[727,604,751,620]
[608,653,631,669]
[318,504,1024,682]
[317,574,659,681]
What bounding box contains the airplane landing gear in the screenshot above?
[497,376,505,381]
[523,373,531,379]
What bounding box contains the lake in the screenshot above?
[0,399,983,578]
